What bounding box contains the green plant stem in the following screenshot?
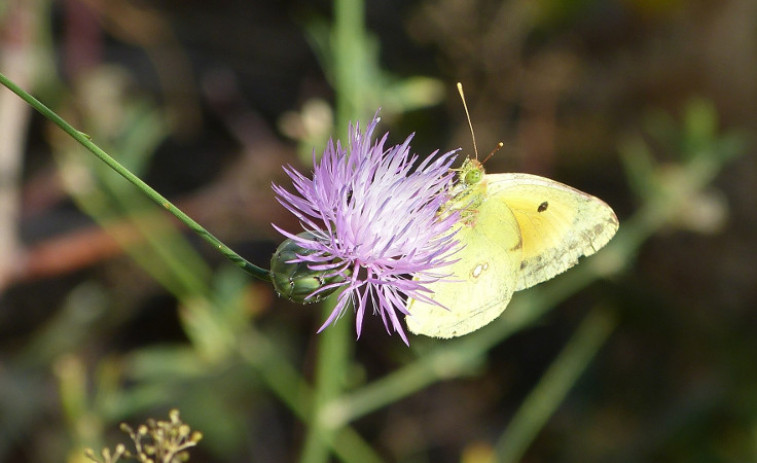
[238,328,381,463]
[0,71,270,282]
[300,302,355,463]
[299,0,368,461]
[55,108,213,299]
[332,0,366,133]
[495,306,617,462]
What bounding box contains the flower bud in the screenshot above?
[270,233,344,304]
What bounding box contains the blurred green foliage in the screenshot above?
[1,0,756,463]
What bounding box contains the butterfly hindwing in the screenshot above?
[406,194,522,338]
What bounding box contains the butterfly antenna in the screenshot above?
[481,142,504,164]
[457,82,479,160]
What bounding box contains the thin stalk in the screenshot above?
[0,71,270,282]
[239,321,381,463]
[332,0,366,132]
[300,303,355,463]
[300,0,367,461]
[495,306,617,462]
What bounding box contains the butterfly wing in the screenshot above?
[486,173,619,292]
[406,195,522,338]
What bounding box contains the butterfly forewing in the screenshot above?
[486,173,619,291]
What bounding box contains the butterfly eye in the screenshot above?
[464,168,483,185]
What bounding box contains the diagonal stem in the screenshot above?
[495,305,617,462]
[0,71,270,281]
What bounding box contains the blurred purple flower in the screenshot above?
[272,113,460,344]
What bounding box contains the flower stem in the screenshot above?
[494,305,617,462]
[238,328,383,463]
[299,0,367,462]
[300,302,355,463]
[0,71,271,282]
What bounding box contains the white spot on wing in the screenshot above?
[471,262,489,279]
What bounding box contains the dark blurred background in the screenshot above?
[1,0,756,462]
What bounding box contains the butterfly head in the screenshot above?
[443,157,486,226]
[459,157,485,187]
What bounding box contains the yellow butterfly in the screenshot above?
[405,84,619,338]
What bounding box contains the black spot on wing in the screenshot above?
[538,201,549,213]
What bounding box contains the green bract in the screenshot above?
[270,233,345,304]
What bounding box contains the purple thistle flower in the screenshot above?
[271,113,460,344]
